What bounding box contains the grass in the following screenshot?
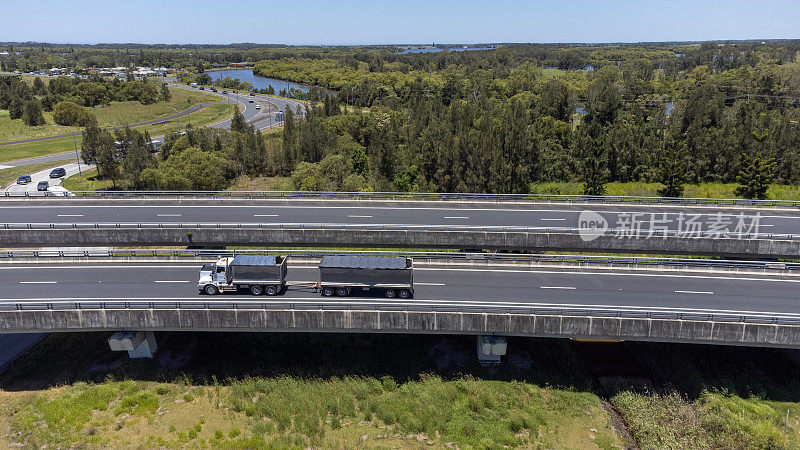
[0,103,234,164]
[60,167,116,191]
[0,161,70,188]
[612,391,800,449]
[529,181,800,201]
[0,333,622,449]
[0,86,222,143]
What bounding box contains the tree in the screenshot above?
[22,100,45,126]
[734,152,775,199]
[160,83,171,102]
[52,101,93,126]
[230,107,246,133]
[81,120,115,182]
[657,148,688,198]
[122,142,155,189]
[8,97,23,119]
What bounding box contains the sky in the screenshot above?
[2,0,799,45]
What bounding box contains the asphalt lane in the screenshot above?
[4,161,93,194]
[0,201,797,235]
[1,262,798,316]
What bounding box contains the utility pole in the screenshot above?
[71,127,82,175]
[166,106,178,133]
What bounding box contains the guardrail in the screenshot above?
[3,190,799,208]
[2,298,799,326]
[1,248,798,272]
[1,222,795,241]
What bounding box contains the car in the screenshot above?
[16,175,31,185]
[221,90,227,94]
[211,88,217,92]
[249,92,255,96]
[199,86,205,90]
[233,90,237,94]
[49,167,66,178]
[248,99,254,103]
[37,181,49,191]
[255,105,261,109]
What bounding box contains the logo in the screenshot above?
[578,210,608,242]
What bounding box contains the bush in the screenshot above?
[52,101,93,126]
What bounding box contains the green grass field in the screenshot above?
[0,103,234,164]
[0,86,223,143]
[529,181,800,201]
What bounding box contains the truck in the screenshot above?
[190,82,197,88]
[198,255,287,296]
[319,256,413,298]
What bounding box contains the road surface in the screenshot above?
[0,261,798,319]
[4,161,93,195]
[0,199,796,237]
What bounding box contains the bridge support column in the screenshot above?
[108,331,158,359]
[476,335,506,365]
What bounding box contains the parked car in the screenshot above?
[248,99,254,103]
[16,175,31,185]
[49,168,66,178]
[37,181,49,191]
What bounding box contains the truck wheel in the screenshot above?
[322,287,335,296]
[384,289,397,298]
[336,287,349,297]
[250,285,264,296]
[398,289,411,299]
[266,285,278,296]
[204,284,218,295]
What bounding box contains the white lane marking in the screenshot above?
[540,218,566,221]
[57,214,84,217]
[444,216,469,219]
[254,214,279,217]
[415,267,800,283]
[415,282,446,286]
[675,290,714,295]
[154,280,190,283]
[156,214,182,217]
[2,297,797,318]
[540,286,576,290]
[6,204,798,220]
[347,215,373,218]
[19,281,56,284]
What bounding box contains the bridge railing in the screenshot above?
[2,298,799,326]
[1,248,798,272]
[1,221,796,241]
[3,190,800,208]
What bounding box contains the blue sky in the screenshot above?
[3,0,799,45]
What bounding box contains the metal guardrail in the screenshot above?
[2,298,799,326]
[1,248,797,272]
[1,222,795,240]
[3,190,800,208]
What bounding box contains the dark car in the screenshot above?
[199,86,205,90]
[248,99,254,103]
[49,167,66,178]
[16,175,31,185]
[221,90,227,94]
[37,181,49,191]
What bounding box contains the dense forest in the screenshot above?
[5,41,798,196]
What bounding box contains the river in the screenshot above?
[207,69,314,93]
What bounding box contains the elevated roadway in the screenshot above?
[0,195,798,256]
[1,256,799,349]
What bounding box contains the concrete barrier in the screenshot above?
[0,228,798,258]
[2,307,799,349]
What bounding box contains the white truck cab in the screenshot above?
[198,255,287,296]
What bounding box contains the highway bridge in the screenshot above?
[1,251,799,359]
[1,193,798,257]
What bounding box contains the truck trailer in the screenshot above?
[198,255,287,296]
[319,256,413,298]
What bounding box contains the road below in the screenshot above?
[4,161,93,194]
[1,262,798,317]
